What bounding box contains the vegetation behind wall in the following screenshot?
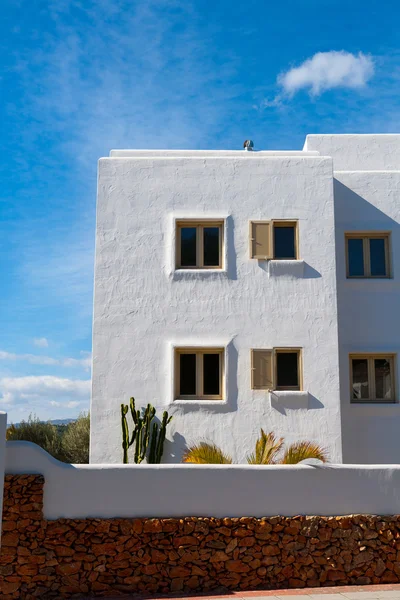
[6,413,90,464]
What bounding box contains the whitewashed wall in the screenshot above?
[91,151,342,464]
[6,441,400,520]
[305,135,400,464]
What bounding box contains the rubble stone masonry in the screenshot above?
[2,475,400,599]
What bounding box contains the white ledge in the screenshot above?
[171,399,227,408]
[269,390,309,409]
[172,269,228,281]
[268,260,305,278]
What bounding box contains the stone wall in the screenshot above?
[2,476,400,599]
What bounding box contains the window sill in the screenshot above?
[269,390,309,409]
[172,399,227,407]
[268,259,305,278]
[172,268,228,281]
[350,400,396,405]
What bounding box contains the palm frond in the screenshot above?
[182,442,232,464]
[280,441,328,464]
[247,429,284,465]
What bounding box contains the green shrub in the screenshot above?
[6,414,63,460]
[6,412,90,464]
[61,412,90,464]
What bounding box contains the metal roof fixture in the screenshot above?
[243,140,254,151]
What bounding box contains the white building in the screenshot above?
[90,134,400,465]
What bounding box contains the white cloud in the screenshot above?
[0,375,91,409]
[34,337,49,348]
[0,350,91,370]
[49,400,80,409]
[278,51,374,96]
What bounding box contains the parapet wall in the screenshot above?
[2,474,400,599]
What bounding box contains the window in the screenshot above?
[176,221,223,269]
[251,348,302,391]
[250,221,298,260]
[175,348,224,400]
[346,233,390,278]
[350,354,396,403]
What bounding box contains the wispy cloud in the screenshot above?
[9,0,240,352]
[49,400,80,409]
[1,375,90,411]
[0,350,91,370]
[262,51,374,108]
[33,337,49,348]
[22,0,240,162]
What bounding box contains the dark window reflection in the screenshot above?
[276,353,298,388]
[180,354,196,395]
[352,359,369,400]
[274,226,296,259]
[203,227,220,266]
[203,353,220,395]
[375,358,392,399]
[180,228,197,267]
[370,238,387,276]
[348,238,364,276]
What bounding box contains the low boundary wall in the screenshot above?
[2,474,400,599]
[5,441,400,519]
[3,441,400,598]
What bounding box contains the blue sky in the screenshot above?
[1,0,399,422]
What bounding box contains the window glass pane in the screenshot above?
[348,238,364,276]
[203,227,220,266]
[180,354,196,395]
[375,359,392,400]
[203,353,220,395]
[180,227,197,267]
[276,352,298,388]
[352,359,369,400]
[274,226,296,259]
[370,238,387,276]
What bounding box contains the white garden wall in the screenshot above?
[91,152,342,465]
[5,440,400,520]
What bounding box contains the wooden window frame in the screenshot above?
[249,220,299,260]
[275,347,302,391]
[251,347,303,391]
[349,353,396,403]
[345,232,391,279]
[176,220,224,269]
[272,221,299,260]
[174,347,224,400]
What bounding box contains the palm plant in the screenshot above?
[182,430,327,465]
[182,441,232,464]
[247,430,284,465]
[280,440,327,464]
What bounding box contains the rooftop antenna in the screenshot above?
[243,139,254,151]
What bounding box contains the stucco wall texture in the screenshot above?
[305,135,400,464]
[91,150,342,464]
[91,134,400,465]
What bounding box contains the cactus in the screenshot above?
[121,404,130,464]
[148,410,173,464]
[121,397,171,464]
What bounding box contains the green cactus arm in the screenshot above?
[129,398,138,424]
[121,404,130,464]
[148,423,158,464]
